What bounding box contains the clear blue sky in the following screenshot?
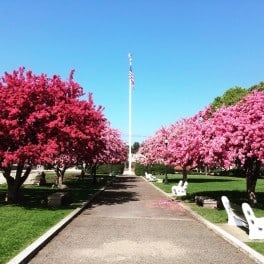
[1,1,264,143]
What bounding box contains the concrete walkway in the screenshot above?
[28,175,259,264]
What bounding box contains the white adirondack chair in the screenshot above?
[221,196,247,227]
[145,172,157,182]
[242,203,264,240]
[171,180,182,195]
[172,181,188,196]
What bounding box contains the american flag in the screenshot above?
[129,65,135,88]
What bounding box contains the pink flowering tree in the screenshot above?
[0,68,106,202]
[164,116,205,181]
[139,91,263,204]
[99,126,127,165]
[139,116,205,181]
[85,124,127,183]
[51,93,107,187]
[200,91,264,204]
[139,127,169,166]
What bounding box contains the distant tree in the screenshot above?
[249,81,264,92]
[211,86,249,110]
[132,142,140,154]
[138,128,167,166]
[85,124,127,183]
[139,117,205,182]
[165,116,205,181]
[211,96,222,110]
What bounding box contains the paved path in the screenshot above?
[29,176,256,264]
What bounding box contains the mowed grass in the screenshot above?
[154,173,264,255]
[0,172,110,264]
[0,205,72,263]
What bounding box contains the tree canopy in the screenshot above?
[0,68,126,202]
[211,86,249,110]
[211,80,264,111]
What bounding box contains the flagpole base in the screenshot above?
[123,169,135,176]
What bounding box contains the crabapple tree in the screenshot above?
[138,127,169,166]
[139,117,204,181]
[85,124,127,183]
[0,68,106,202]
[51,93,107,187]
[165,116,205,181]
[201,91,264,204]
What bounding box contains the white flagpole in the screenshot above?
[128,53,133,174]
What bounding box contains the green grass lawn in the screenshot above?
[0,172,111,264]
[154,173,264,255]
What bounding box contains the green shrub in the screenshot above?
[134,163,174,176]
[96,163,125,175]
[134,163,146,176]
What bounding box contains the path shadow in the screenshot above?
[86,176,140,207]
[115,175,139,182]
[88,190,139,207]
[107,183,137,190]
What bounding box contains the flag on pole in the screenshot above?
[129,65,135,89]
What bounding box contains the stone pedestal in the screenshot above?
[195,196,218,209]
[47,192,71,207]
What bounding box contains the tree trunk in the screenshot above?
[245,158,260,205]
[91,164,97,184]
[182,166,188,182]
[55,166,67,188]
[55,166,68,189]
[205,166,208,176]
[4,164,32,203]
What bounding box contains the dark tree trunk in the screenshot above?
[182,165,188,182]
[55,166,67,188]
[4,164,32,203]
[91,164,97,184]
[79,169,85,181]
[205,166,208,176]
[244,158,261,205]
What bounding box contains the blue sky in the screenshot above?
[1,1,264,143]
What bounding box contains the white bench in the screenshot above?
[242,202,264,240]
[171,180,182,195]
[221,196,247,227]
[145,172,157,182]
[172,181,188,196]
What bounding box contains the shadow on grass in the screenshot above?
[187,178,238,183]
[184,190,264,210]
[165,177,237,184]
[0,175,113,210]
[186,190,247,203]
